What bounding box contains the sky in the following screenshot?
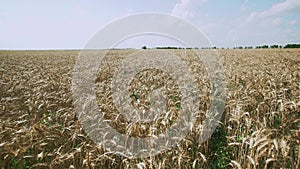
[0,0,299,49]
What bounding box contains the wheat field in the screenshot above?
[0,49,299,168]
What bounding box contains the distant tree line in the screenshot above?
[254,44,300,49]
[154,46,201,49]
[142,44,300,50]
[154,46,218,49]
[284,44,300,48]
[155,46,186,49]
[218,43,300,49]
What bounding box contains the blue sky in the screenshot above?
[0,0,299,49]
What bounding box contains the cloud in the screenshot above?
[171,0,206,19]
[268,0,300,14]
[247,0,300,22]
[126,8,134,13]
[224,0,300,47]
[288,20,297,25]
[241,0,249,11]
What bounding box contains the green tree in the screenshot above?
[284,44,300,48]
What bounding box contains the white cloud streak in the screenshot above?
[223,0,300,47]
[241,0,249,11]
[247,0,300,22]
[171,0,206,19]
[288,20,297,25]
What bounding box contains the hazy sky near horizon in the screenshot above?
[0,0,299,49]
